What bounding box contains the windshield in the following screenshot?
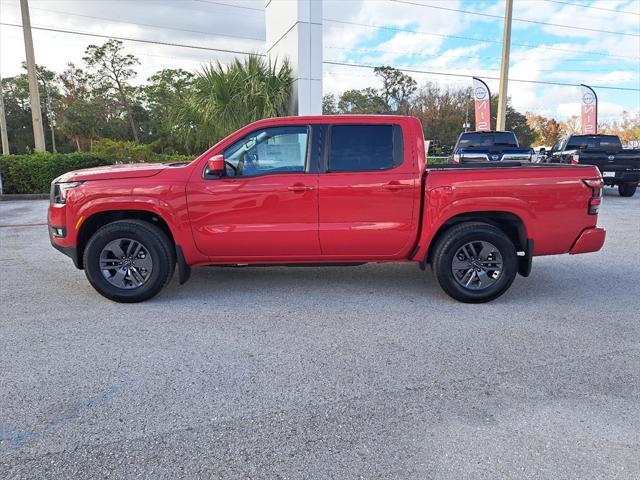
[566,135,622,151]
[457,132,518,148]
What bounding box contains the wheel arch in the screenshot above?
[424,211,528,265]
[76,209,176,269]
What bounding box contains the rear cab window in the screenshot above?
[457,132,519,149]
[566,135,622,151]
[328,124,404,172]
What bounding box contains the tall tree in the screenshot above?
[526,113,563,146]
[175,55,292,149]
[143,68,195,152]
[413,83,473,146]
[337,88,386,114]
[374,66,417,115]
[83,40,140,142]
[322,93,338,114]
[561,115,581,135]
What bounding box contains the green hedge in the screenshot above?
[427,156,450,164]
[1,151,450,195]
[0,152,193,194]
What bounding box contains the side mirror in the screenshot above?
[206,154,225,174]
[539,148,546,154]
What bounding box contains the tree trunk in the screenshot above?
[117,85,139,143]
[75,136,81,151]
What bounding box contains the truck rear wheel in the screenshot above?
[431,222,518,303]
[83,220,175,303]
[618,182,637,197]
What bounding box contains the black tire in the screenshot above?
[618,182,637,197]
[431,222,518,303]
[83,220,175,303]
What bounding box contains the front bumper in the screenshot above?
[49,235,81,268]
[48,202,82,269]
[569,227,606,255]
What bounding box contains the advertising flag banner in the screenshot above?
[472,77,491,131]
[581,84,597,134]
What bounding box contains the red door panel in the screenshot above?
[318,172,416,256]
[187,174,320,258]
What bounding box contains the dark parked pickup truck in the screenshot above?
[452,131,533,163]
[546,134,640,197]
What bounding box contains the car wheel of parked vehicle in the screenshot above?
[618,182,637,197]
[83,220,175,303]
[431,222,517,303]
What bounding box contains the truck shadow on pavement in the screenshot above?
[155,257,627,308]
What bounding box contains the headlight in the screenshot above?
[50,181,83,204]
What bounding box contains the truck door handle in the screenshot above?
[288,183,313,192]
[382,181,411,191]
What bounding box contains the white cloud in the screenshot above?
[1,0,637,121]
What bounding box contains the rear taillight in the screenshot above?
[452,154,461,164]
[583,178,603,215]
[569,153,579,164]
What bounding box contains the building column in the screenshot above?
[265,0,323,115]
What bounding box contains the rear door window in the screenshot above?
[329,125,402,172]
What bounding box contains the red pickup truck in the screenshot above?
[48,115,606,303]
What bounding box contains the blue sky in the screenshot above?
[321,0,640,122]
[1,0,638,121]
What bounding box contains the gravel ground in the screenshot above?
[1,188,639,479]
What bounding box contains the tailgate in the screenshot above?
[578,151,640,171]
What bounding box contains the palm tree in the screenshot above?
[174,55,292,150]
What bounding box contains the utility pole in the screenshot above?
[0,77,10,155]
[496,0,513,131]
[20,0,46,152]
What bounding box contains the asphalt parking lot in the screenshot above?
[1,189,639,479]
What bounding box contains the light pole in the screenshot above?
[496,0,513,131]
[20,0,46,152]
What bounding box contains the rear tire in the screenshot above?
[431,222,518,303]
[618,182,637,197]
[83,220,175,303]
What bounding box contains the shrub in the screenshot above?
[90,139,161,162]
[0,151,193,194]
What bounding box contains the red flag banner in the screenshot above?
[581,84,597,134]
[472,77,491,131]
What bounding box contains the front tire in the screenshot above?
[83,220,175,303]
[618,182,637,197]
[431,222,518,303]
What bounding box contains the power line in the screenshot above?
[325,45,624,69]
[0,22,265,57]
[191,0,263,12]
[7,4,265,42]
[390,0,639,37]
[2,19,635,91]
[323,18,639,60]
[323,60,640,92]
[543,0,640,16]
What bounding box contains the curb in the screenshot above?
[0,194,49,201]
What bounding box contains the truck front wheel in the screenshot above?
[431,222,518,303]
[83,220,175,303]
[618,182,637,197]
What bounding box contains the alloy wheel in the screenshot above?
[99,238,153,289]
[451,240,503,290]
